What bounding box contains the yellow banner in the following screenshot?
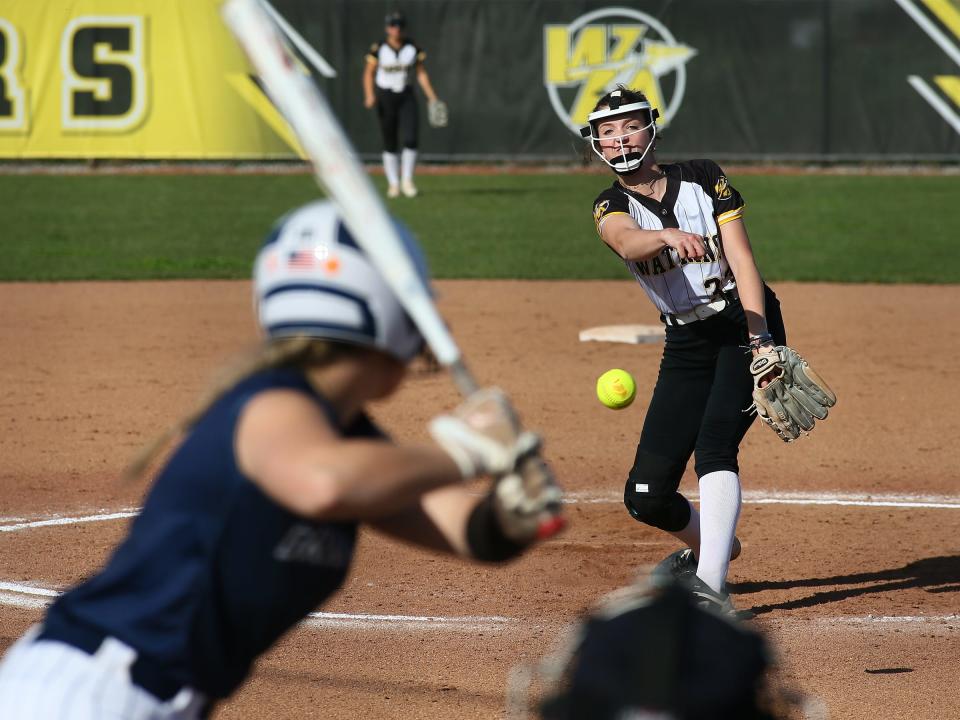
[0,0,299,158]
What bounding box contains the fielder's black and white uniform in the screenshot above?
[592,160,786,537]
[367,40,424,153]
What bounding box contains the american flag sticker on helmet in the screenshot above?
[288,243,330,270]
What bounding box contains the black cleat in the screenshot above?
[651,548,698,583]
[686,575,753,620]
[687,575,735,614]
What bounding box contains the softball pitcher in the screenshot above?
[584,87,833,615]
[0,201,559,718]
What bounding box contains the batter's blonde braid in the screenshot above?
[123,336,343,482]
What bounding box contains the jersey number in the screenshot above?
[704,275,723,300]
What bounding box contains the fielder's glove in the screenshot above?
[749,346,837,442]
[427,99,448,128]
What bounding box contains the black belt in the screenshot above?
[36,620,191,704]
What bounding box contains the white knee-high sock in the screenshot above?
[695,470,741,593]
[401,148,417,183]
[383,152,400,187]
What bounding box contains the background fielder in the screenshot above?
[363,11,441,199]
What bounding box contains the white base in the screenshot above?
[579,324,665,345]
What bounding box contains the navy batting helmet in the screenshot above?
[254,201,428,363]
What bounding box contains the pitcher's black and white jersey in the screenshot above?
[592,159,745,316]
[366,41,425,93]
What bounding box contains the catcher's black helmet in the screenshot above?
[535,581,780,720]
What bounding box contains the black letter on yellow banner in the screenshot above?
[63,17,146,131]
[71,27,134,117]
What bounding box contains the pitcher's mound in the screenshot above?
[579,324,665,344]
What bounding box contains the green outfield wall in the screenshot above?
[2,0,959,161]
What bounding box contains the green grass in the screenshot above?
[1,173,958,282]
[0,176,319,281]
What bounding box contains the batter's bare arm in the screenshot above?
[237,388,538,522]
[370,475,544,562]
[236,391,464,520]
[719,217,769,342]
[369,485,475,555]
[601,213,706,262]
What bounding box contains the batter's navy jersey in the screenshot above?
[592,160,745,316]
[367,40,425,93]
[46,368,383,698]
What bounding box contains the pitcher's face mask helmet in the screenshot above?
[254,200,428,363]
[581,89,660,175]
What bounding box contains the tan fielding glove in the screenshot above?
[428,99,448,128]
[749,346,837,442]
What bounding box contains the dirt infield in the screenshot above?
[1,280,958,718]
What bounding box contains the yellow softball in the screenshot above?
[596,369,637,410]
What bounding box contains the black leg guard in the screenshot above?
[623,487,692,532]
[623,450,690,532]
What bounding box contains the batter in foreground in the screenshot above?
[0,201,560,719]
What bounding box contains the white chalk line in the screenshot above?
[302,613,510,632]
[1,491,957,535]
[1,494,956,632]
[815,614,960,626]
[0,582,59,597]
[0,581,512,632]
[0,581,955,631]
[0,582,60,610]
[565,489,960,510]
[0,509,139,533]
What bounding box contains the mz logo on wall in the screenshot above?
[543,8,696,135]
